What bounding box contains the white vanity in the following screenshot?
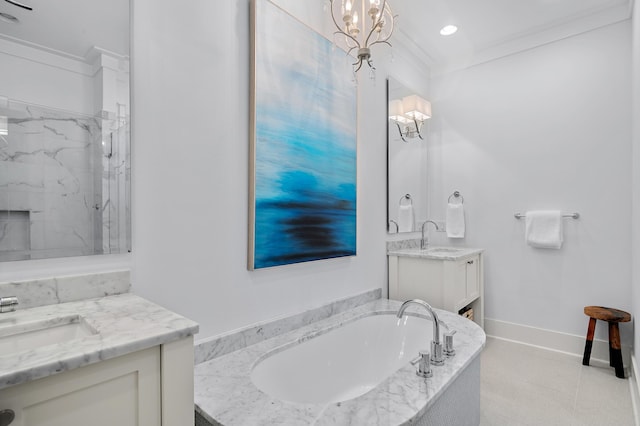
[0,274,198,426]
[388,246,485,328]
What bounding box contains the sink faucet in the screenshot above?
[0,296,18,313]
[397,299,445,366]
[420,220,439,250]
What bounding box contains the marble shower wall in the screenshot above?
[0,102,130,261]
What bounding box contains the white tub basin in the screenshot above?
[0,315,97,355]
[250,313,434,404]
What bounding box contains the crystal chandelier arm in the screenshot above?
[363,0,386,47]
[330,0,362,49]
[364,1,395,48]
[374,17,397,46]
[366,31,393,49]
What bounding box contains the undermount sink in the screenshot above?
[426,247,463,254]
[0,314,98,355]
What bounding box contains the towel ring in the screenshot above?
[448,191,464,204]
[399,194,413,206]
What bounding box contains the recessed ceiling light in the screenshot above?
[0,12,19,24]
[440,25,458,36]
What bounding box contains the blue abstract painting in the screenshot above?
[249,0,357,270]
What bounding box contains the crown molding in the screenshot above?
[431,0,633,76]
[392,27,436,72]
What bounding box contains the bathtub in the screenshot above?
[251,313,433,404]
[195,299,485,426]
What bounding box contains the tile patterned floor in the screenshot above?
[480,337,636,426]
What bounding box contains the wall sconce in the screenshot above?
[388,95,431,142]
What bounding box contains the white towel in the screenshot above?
[398,204,414,233]
[525,210,563,249]
[446,203,465,238]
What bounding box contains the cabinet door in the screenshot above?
[465,256,480,301]
[0,346,161,426]
[396,257,444,308]
[446,260,467,312]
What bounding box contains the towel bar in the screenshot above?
[514,212,580,219]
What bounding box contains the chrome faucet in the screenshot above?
[397,299,445,366]
[0,296,18,313]
[420,220,439,250]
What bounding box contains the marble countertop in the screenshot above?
[0,293,199,390]
[195,299,485,426]
[387,246,484,261]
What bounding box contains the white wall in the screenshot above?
[428,22,632,341]
[631,0,640,369]
[131,0,429,340]
[0,39,94,114]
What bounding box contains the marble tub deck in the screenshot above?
[195,299,486,426]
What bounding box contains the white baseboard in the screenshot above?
[484,318,631,369]
[630,352,640,426]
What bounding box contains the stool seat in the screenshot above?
[584,306,631,323]
[582,306,631,379]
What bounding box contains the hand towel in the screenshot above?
[398,204,414,233]
[525,210,563,249]
[446,203,465,238]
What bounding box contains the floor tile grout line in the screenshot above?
[570,365,584,426]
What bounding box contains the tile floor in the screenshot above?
[480,337,636,426]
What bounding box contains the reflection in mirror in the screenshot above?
[387,77,429,234]
[0,0,130,261]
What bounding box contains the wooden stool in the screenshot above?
[582,306,631,378]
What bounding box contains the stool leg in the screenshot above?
[609,322,625,379]
[583,318,597,366]
[609,327,614,367]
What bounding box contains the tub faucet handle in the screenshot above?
[444,330,456,357]
[415,350,433,378]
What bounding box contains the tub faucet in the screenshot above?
[420,220,439,250]
[0,296,18,313]
[397,299,445,366]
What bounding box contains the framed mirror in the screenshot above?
[0,0,130,261]
[387,77,429,234]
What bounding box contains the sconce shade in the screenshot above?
[389,99,410,124]
[402,95,432,121]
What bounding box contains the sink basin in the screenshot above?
[426,247,463,254]
[0,315,97,355]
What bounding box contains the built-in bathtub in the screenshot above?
[195,298,485,426]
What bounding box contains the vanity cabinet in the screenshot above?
[388,252,484,328]
[0,337,194,426]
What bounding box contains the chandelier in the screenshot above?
[329,0,396,73]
